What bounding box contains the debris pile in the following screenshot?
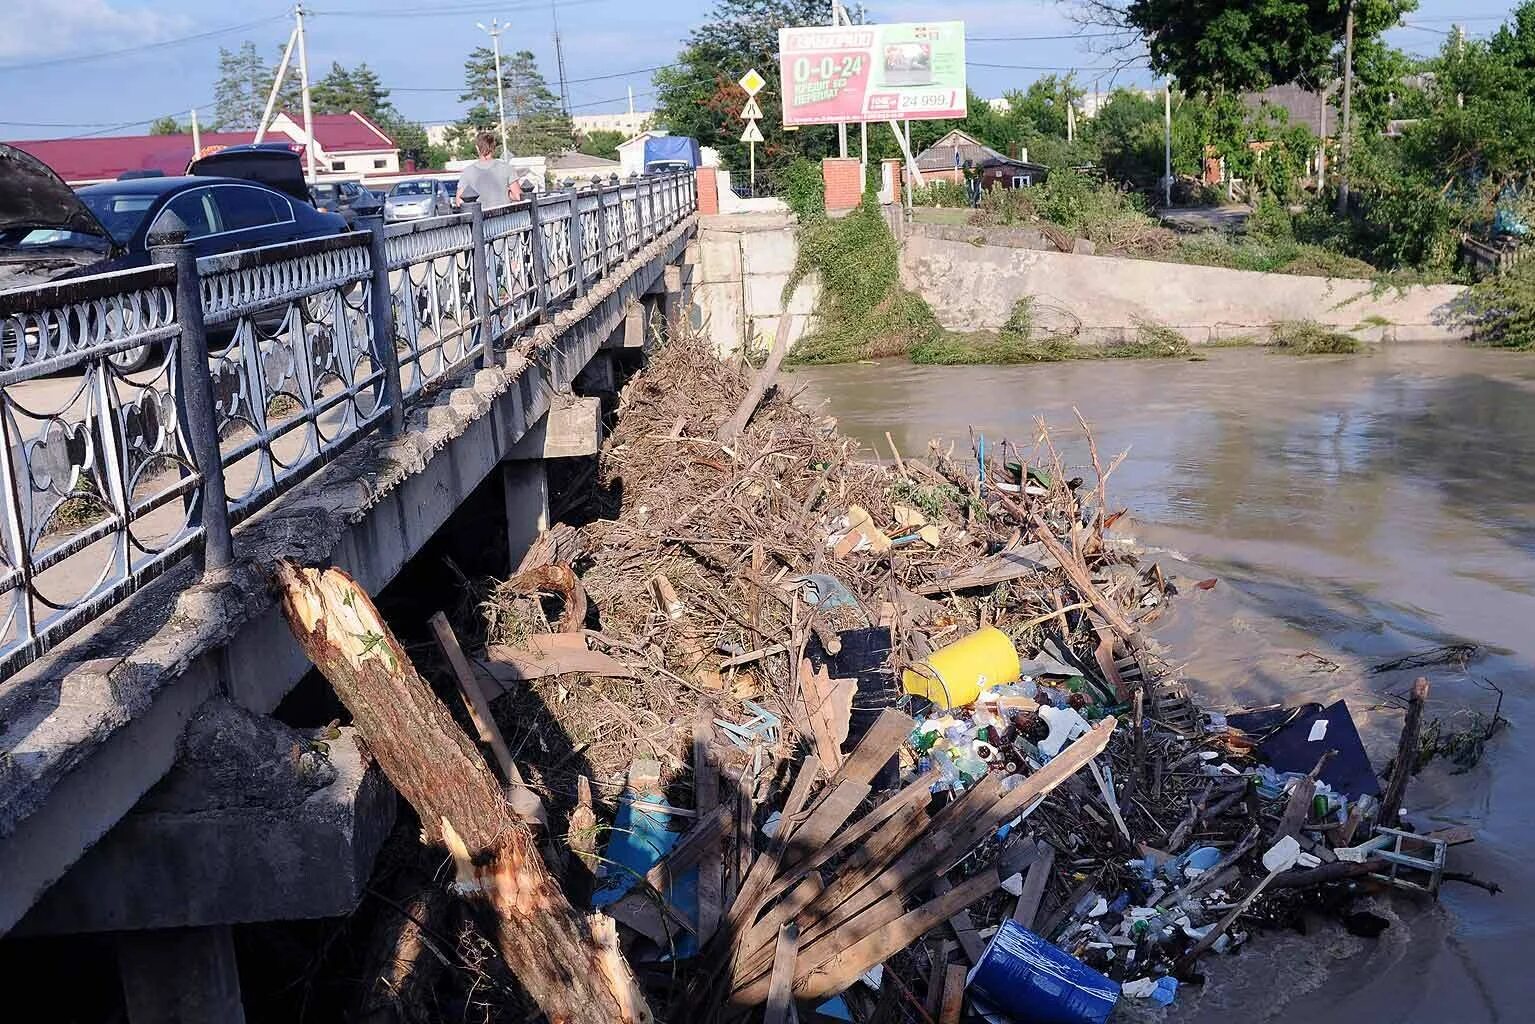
[273,327,1494,1024]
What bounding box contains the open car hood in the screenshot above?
[0,143,113,241]
[187,145,313,205]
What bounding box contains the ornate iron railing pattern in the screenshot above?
[0,171,695,677]
[0,265,202,673]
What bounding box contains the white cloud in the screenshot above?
[0,0,190,60]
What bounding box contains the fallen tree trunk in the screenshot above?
[716,310,794,444]
[273,561,651,1024]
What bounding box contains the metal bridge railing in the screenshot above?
[0,170,697,679]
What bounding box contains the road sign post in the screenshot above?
[738,68,766,196]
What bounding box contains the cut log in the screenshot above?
[354,880,452,1024]
[272,561,651,1024]
[1381,678,1430,828]
[567,777,599,907]
[717,310,794,443]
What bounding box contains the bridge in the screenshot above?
[0,172,698,1017]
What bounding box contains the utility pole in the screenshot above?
[1335,0,1355,215]
[477,18,511,160]
[833,0,848,157]
[1317,86,1327,190]
[190,107,201,155]
[295,2,317,184]
[551,0,571,117]
[254,16,300,145]
[1163,80,1172,208]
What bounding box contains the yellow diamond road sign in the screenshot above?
[740,120,764,144]
[738,68,766,96]
[740,97,763,120]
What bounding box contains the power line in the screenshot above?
[968,59,1148,72]
[310,0,605,18]
[390,63,678,94]
[969,32,1127,42]
[0,14,287,74]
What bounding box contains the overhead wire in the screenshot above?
[0,14,288,74]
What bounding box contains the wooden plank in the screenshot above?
[694,720,723,943]
[604,803,732,936]
[757,766,942,912]
[1012,842,1055,928]
[939,963,968,1024]
[728,755,823,932]
[784,780,872,867]
[931,877,985,964]
[764,924,800,1024]
[925,943,953,1019]
[739,876,824,970]
[821,708,917,793]
[428,612,547,827]
[797,658,854,772]
[914,544,1053,595]
[731,893,908,1009]
[1381,678,1431,828]
[795,868,1001,1001]
[732,803,930,989]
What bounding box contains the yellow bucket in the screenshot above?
[902,626,1021,709]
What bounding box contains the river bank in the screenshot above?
[789,343,1532,1022]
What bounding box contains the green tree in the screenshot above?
[454,46,572,156]
[578,129,627,161]
[1094,0,1416,93]
[213,41,268,129]
[655,0,838,187]
[149,115,185,135]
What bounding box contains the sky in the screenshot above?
[0,0,1523,141]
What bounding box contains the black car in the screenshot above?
[1,143,348,369]
[310,180,371,227]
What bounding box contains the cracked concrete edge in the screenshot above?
[0,217,696,842]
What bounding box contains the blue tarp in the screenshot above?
[644,136,702,169]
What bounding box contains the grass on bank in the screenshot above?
[919,169,1460,286]
[1267,320,1367,354]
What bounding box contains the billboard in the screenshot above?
[778,21,966,126]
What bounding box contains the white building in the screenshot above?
[267,111,401,178]
[573,110,653,138]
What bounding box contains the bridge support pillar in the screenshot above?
[502,460,550,565]
[117,923,245,1024]
[575,351,618,394]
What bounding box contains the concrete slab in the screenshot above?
[118,924,246,1024]
[507,396,601,460]
[18,704,394,934]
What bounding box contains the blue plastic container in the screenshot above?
[968,920,1119,1024]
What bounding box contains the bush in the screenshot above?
[1029,170,1176,257]
[973,187,1037,227]
[1269,320,1365,354]
[782,159,824,220]
[787,194,941,363]
[1456,258,1535,349]
[911,180,969,207]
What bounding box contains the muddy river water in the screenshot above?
[790,344,1535,1023]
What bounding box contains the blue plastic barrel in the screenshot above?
[968,919,1119,1024]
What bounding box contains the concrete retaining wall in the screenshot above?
[900,226,1469,343]
[693,212,820,356]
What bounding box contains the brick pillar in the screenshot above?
[822,157,863,212]
[880,158,904,204]
[696,167,720,215]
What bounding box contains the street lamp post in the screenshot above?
[477,18,511,160]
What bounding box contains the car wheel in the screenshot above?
[107,341,155,373]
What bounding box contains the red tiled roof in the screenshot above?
[8,131,264,183]
[7,112,396,185]
[283,111,396,152]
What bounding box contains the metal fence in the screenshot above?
[0,170,695,678]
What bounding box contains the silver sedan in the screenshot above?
[383,180,453,222]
